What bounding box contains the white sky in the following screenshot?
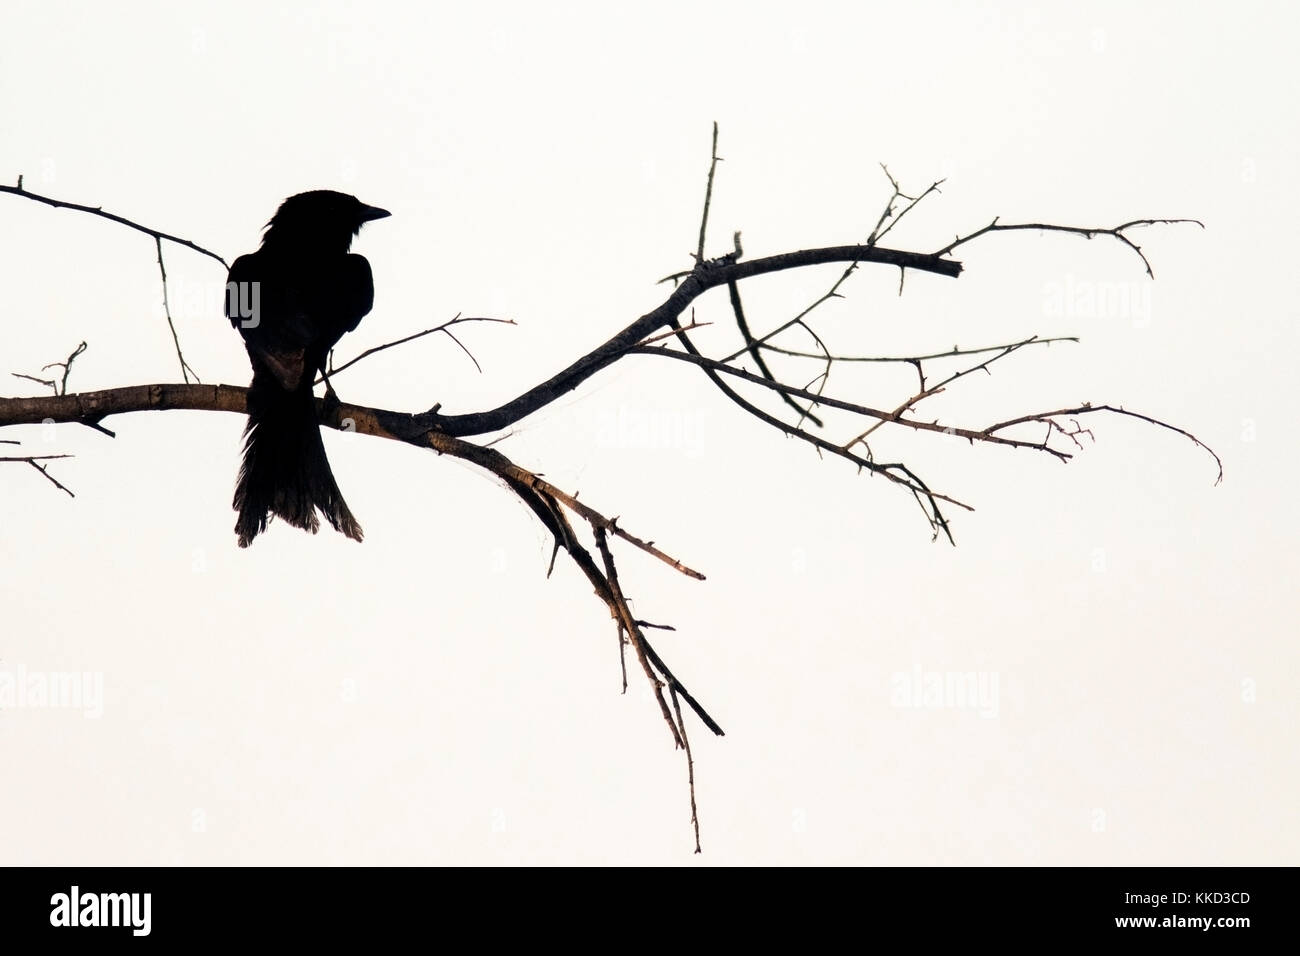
[1,0,1296,864]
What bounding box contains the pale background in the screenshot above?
[1,1,1295,865]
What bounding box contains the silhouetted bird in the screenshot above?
[224,190,390,547]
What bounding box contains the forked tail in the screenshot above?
[233,370,363,547]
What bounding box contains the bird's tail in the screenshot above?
[233,370,363,548]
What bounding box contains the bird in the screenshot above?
[223,190,390,548]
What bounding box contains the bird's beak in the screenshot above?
[359,204,391,223]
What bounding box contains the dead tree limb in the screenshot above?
[1,127,1216,851]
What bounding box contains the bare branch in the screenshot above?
[0,177,229,268]
[427,243,962,438]
[12,341,88,395]
[503,470,706,580]
[11,372,58,392]
[0,378,728,743]
[695,121,722,263]
[485,449,723,739]
[653,321,963,544]
[723,261,858,365]
[984,403,1223,484]
[635,344,1070,459]
[322,315,516,383]
[867,164,944,247]
[934,217,1205,278]
[626,343,1222,527]
[846,338,1041,447]
[594,525,684,748]
[1,453,76,497]
[728,277,824,427]
[2,155,1211,854]
[760,334,1079,364]
[670,685,702,854]
[155,237,200,383]
[3,179,220,385]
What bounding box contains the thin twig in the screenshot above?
[717,261,862,365]
[729,278,824,427]
[846,338,1039,447]
[512,472,706,581]
[1,454,76,497]
[12,342,88,395]
[3,179,221,384]
[634,345,1073,461]
[11,372,57,392]
[867,165,944,247]
[762,335,1079,363]
[322,315,515,383]
[617,625,629,693]
[594,526,683,748]
[984,403,1223,484]
[670,686,702,854]
[156,237,199,383]
[695,122,721,263]
[0,178,228,268]
[934,218,1205,278]
[656,321,962,543]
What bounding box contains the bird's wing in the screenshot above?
[226,251,309,391]
[339,254,376,334]
[225,254,261,330]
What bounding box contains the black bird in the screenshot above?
[224,190,390,548]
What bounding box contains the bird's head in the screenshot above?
[262,190,391,253]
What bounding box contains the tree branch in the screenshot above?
[1,452,76,497]
[934,217,1205,278]
[0,177,229,269]
[424,244,963,438]
[321,314,515,384]
[2,144,1213,853]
